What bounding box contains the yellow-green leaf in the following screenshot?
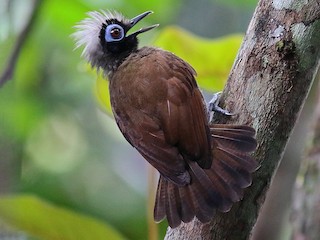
[94,73,113,116]
[0,194,125,240]
[154,26,243,91]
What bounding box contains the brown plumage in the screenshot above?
[73,10,257,228]
[110,47,257,228]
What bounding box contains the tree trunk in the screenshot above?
[165,0,320,239]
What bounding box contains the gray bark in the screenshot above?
[165,0,320,239]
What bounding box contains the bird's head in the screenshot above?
[73,11,158,74]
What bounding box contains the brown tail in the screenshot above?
[154,124,258,228]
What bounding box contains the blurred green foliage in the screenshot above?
[154,27,242,91]
[0,195,125,240]
[0,0,256,239]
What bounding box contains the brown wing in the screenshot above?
[110,47,212,185]
[158,76,212,169]
[156,48,212,163]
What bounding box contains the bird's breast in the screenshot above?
[109,51,168,114]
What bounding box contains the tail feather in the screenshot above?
[213,148,253,188]
[221,164,252,189]
[154,176,167,222]
[206,171,241,206]
[211,124,257,152]
[188,160,226,208]
[166,182,181,228]
[178,183,194,223]
[186,178,214,223]
[216,147,258,172]
[211,124,256,136]
[154,124,258,228]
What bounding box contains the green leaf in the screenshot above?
[154,26,243,91]
[0,194,125,240]
[94,72,113,116]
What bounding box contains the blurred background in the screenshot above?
[0,0,315,239]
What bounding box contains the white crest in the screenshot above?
[72,10,128,65]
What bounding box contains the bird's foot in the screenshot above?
[208,92,234,122]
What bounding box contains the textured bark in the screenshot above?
[165,0,320,239]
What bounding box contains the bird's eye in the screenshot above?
[105,24,125,42]
[111,28,121,38]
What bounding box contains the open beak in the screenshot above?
[128,11,159,37]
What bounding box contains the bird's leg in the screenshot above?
[208,92,234,122]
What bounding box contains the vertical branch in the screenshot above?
[0,0,43,87]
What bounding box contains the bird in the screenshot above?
[73,10,258,228]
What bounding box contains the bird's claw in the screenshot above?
[208,92,234,122]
